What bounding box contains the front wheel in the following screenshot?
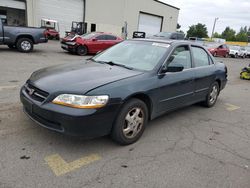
[76,45,88,56]
[16,38,33,53]
[203,82,220,108]
[111,99,148,145]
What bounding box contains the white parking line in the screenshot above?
[0,85,18,91]
[225,103,241,111]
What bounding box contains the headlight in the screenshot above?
[52,94,109,109]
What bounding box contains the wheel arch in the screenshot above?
[15,35,34,44]
[123,93,153,120]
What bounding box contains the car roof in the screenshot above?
[130,38,203,47]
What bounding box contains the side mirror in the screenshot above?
[161,64,184,73]
[92,38,97,42]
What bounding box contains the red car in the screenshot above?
[44,28,60,40]
[207,44,230,58]
[61,32,123,55]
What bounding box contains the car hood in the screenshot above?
[29,61,143,94]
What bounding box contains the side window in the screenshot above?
[166,45,192,69]
[96,35,106,40]
[191,46,210,67]
[106,35,117,40]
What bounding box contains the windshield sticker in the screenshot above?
[152,43,170,48]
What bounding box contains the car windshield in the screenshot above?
[93,41,169,71]
[154,32,172,38]
[81,33,97,39]
[229,46,239,50]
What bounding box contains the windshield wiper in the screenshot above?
[100,61,134,70]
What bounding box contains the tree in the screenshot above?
[221,27,236,41]
[235,27,248,42]
[213,32,221,38]
[186,23,208,38]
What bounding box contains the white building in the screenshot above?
[0,0,180,38]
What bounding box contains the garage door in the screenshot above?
[0,0,25,10]
[36,0,84,36]
[138,13,163,37]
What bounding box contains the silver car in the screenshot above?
[229,46,247,58]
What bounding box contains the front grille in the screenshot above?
[24,83,49,102]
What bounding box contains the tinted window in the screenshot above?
[167,46,192,69]
[106,35,117,40]
[96,35,106,40]
[192,46,210,67]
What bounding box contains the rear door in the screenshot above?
[191,46,216,101]
[157,45,195,113]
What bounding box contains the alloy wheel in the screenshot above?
[123,107,144,139]
[21,41,31,51]
[209,85,218,104]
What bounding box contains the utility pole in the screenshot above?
[211,17,219,40]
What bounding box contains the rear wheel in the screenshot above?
[203,82,220,108]
[77,45,88,56]
[16,38,33,53]
[111,99,148,145]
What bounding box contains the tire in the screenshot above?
[202,82,220,108]
[8,44,16,49]
[16,38,33,53]
[76,45,88,56]
[111,99,148,145]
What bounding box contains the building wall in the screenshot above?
[85,0,125,35]
[125,0,179,38]
[85,0,179,38]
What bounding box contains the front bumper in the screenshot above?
[61,42,77,52]
[20,86,120,137]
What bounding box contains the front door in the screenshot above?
[157,45,195,113]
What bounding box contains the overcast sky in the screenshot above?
[161,0,250,36]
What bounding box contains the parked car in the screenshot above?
[61,32,123,55]
[0,19,48,52]
[20,40,227,145]
[207,44,230,57]
[229,45,248,58]
[150,32,185,40]
[229,45,240,58]
[239,46,248,58]
[246,46,250,58]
